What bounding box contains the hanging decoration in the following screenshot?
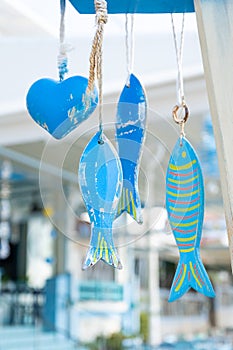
[26,0,98,139]
[78,131,122,269]
[166,14,215,302]
[115,14,147,224]
[84,0,108,142]
[78,0,123,269]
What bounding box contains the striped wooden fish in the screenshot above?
[166,137,215,302]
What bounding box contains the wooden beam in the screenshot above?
[69,0,194,14]
[194,0,233,270]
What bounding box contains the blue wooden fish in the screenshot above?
[78,131,123,269]
[166,137,215,302]
[115,74,147,224]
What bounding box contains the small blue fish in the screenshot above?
[166,137,215,302]
[78,131,123,269]
[115,74,147,224]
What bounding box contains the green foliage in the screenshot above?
[83,331,131,350]
[106,332,124,350]
[140,312,149,343]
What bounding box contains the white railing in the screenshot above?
[160,288,208,316]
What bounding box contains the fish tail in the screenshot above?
[169,252,215,302]
[83,228,122,270]
[116,185,143,224]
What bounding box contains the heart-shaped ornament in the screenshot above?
[26,76,98,139]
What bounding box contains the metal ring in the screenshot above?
[172,103,189,125]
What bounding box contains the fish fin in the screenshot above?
[169,253,215,302]
[82,230,122,270]
[116,187,143,224]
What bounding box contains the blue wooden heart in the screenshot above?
[26,76,98,139]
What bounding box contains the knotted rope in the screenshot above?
[86,0,108,138]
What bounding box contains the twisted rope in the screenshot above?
[86,0,107,93]
[86,0,108,138]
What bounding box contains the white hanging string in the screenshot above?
[58,0,68,81]
[171,13,185,106]
[171,13,189,144]
[60,0,65,44]
[125,14,135,87]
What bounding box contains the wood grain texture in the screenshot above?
[68,0,195,14]
[195,0,233,270]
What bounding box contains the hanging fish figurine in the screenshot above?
[115,74,147,224]
[166,137,215,302]
[78,131,123,269]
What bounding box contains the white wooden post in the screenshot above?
[194,0,233,270]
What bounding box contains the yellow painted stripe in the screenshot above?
[190,262,202,288]
[126,188,130,213]
[117,198,121,214]
[175,264,187,292]
[93,232,101,263]
[168,175,198,185]
[99,237,104,259]
[167,190,199,198]
[169,204,200,212]
[130,191,137,219]
[176,234,197,242]
[180,247,195,253]
[171,220,198,227]
[169,159,196,171]
[104,240,109,263]
[118,190,123,214]
[110,245,118,267]
[122,188,125,211]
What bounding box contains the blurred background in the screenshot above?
[0,0,232,349]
